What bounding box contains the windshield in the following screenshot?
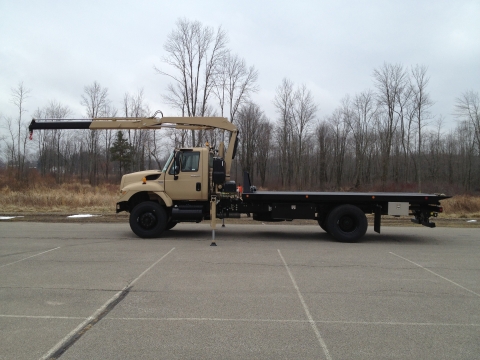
[162,152,174,172]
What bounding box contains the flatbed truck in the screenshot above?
[29,114,450,243]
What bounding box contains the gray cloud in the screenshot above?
[1,0,479,130]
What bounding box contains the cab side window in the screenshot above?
[181,152,200,172]
[168,151,200,174]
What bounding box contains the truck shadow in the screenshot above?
[119,228,438,245]
[361,233,438,244]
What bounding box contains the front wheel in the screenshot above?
[129,202,167,238]
[326,205,368,243]
[165,221,177,230]
[317,215,329,233]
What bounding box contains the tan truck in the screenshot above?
[29,114,449,243]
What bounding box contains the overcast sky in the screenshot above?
[1,0,479,131]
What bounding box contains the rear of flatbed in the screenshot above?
[235,190,449,242]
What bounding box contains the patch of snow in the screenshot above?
[67,214,101,218]
[466,220,477,223]
[0,216,24,220]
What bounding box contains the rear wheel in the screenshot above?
[326,205,367,243]
[129,202,167,238]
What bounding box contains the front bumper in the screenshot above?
[116,201,129,213]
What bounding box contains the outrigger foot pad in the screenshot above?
[210,229,217,246]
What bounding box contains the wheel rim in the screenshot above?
[138,211,157,229]
[338,215,357,232]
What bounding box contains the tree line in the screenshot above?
[1,18,479,194]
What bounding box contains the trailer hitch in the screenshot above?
[411,206,442,228]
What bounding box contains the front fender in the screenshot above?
[119,183,173,207]
[152,191,173,207]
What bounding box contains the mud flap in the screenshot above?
[374,205,382,234]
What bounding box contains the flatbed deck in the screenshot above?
[242,191,449,204]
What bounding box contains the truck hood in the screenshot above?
[120,170,162,189]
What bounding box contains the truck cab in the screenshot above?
[162,147,211,201]
[115,142,236,238]
[116,145,216,211]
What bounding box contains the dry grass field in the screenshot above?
[0,182,118,213]
[439,194,480,218]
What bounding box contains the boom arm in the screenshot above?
[29,114,239,178]
[29,115,237,132]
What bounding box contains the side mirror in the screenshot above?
[173,151,181,179]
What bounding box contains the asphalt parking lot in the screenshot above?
[1,222,479,359]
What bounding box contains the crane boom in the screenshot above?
[29,116,237,133]
[28,114,239,179]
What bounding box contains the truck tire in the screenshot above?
[130,202,167,238]
[326,204,367,243]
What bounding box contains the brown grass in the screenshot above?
[0,182,119,213]
[440,195,480,218]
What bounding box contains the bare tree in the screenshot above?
[394,78,414,184]
[4,117,17,169]
[346,90,377,188]
[423,118,444,187]
[213,52,258,123]
[273,78,295,188]
[236,103,268,184]
[81,81,110,185]
[455,120,476,191]
[455,90,480,190]
[315,121,333,187]
[33,100,71,181]
[8,82,31,180]
[99,103,117,180]
[291,84,317,187]
[256,119,273,187]
[329,108,350,189]
[455,90,480,154]
[373,63,408,187]
[0,113,5,160]
[81,81,109,118]
[156,18,228,146]
[410,64,433,191]
[122,90,151,172]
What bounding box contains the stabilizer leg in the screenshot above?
[210,195,217,246]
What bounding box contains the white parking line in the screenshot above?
[389,252,480,298]
[0,247,61,268]
[39,247,175,360]
[0,314,85,320]
[278,249,332,360]
[3,314,478,327]
[109,317,308,323]
[103,317,480,327]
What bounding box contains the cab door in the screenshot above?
[164,150,205,200]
